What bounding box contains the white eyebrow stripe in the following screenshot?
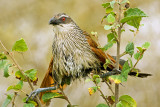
[59,15,69,18]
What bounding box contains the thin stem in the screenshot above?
[104,79,114,95]
[131,50,146,72]
[12,92,17,107]
[0,40,42,106]
[120,52,127,58]
[115,1,122,106]
[59,87,72,106]
[94,81,110,107]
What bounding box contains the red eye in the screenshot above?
[62,17,65,21]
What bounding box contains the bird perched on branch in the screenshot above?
[37,13,151,104]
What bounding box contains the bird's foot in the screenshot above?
[112,68,121,73]
[26,87,57,102]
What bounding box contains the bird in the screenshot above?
[38,13,151,104]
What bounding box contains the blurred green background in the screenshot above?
[0,0,159,107]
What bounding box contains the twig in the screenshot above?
[131,50,146,72]
[59,87,72,106]
[120,51,127,58]
[0,40,42,106]
[93,81,111,107]
[115,1,122,106]
[12,92,17,107]
[104,79,114,95]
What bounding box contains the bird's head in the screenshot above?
[49,13,76,33]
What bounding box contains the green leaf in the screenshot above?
[15,70,27,81]
[23,97,37,106]
[120,0,129,4]
[91,31,97,35]
[24,69,37,81]
[116,101,123,107]
[129,29,135,32]
[121,8,147,29]
[67,104,78,107]
[134,52,143,60]
[125,42,134,56]
[142,42,150,49]
[0,60,8,69]
[121,61,131,77]
[102,41,114,51]
[96,103,109,107]
[4,64,12,78]
[110,1,115,8]
[107,33,116,42]
[121,29,125,32]
[118,95,137,107]
[136,47,143,53]
[12,38,28,52]
[1,94,14,107]
[106,7,113,14]
[0,53,7,60]
[103,59,111,70]
[102,2,110,8]
[128,58,133,68]
[95,78,101,84]
[42,92,63,102]
[85,78,92,82]
[23,103,35,107]
[93,75,100,80]
[7,80,23,91]
[107,14,115,23]
[109,61,130,83]
[104,25,112,30]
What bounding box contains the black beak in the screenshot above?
[49,17,60,25]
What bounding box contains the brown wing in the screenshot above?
[39,57,56,104]
[39,57,67,104]
[84,31,122,70]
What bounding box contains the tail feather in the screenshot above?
[39,57,66,105]
[129,72,152,78]
[39,57,57,105]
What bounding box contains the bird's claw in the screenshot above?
[112,68,121,73]
[26,89,40,102]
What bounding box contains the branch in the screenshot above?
[12,92,17,107]
[104,79,114,95]
[115,1,122,106]
[94,81,111,107]
[0,40,42,106]
[120,51,127,58]
[59,87,72,106]
[131,50,146,72]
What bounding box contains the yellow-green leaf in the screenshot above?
[12,38,28,52]
[7,80,23,91]
[24,69,37,81]
[107,14,115,23]
[96,103,109,107]
[15,71,27,81]
[4,64,11,78]
[1,94,14,107]
[125,42,134,56]
[42,92,63,102]
[117,95,137,107]
[142,42,150,49]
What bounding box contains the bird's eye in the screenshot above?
[61,17,66,21]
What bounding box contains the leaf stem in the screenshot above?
[12,92,17,107]
[59,87,72,106]
[131,50,146,72]
[94,81,111,107]
[104,79,114,95]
